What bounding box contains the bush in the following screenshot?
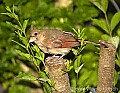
[0,0,120,93]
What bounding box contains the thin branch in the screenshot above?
[110,0,120,11]
[78,39,100,46]
[104,12,112,37]
[101,0,112,37]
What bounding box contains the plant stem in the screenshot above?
[104,12,112,37]
[18,20,23,29]
[110,0,120,11]
[78,39,100,46]
[101,0,112,37]
[17,19,41,72]
[76,73,78,93]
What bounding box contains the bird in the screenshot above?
[29,26,100,60]
[29,26,80,58]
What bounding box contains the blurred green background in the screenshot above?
[0,0,120,93]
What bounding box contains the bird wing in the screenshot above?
[42,30,80,48]
[60,32,80,48]
[51,32,80,48]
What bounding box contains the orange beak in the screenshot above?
[29,36,37,43]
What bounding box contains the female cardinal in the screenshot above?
[29,26,80,56]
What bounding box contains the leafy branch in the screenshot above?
[91,0,120,49]
[1,5,55,93]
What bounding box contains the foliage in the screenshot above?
[0,0,120,93]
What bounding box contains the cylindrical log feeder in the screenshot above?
[45,56,71,93]
[97,40,116,93]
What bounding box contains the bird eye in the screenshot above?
[34,32,38,36]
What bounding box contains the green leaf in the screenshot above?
[63,60,73,72]
[43,85,52,93]
[114,70,118,86]
[1,12,18,21]
[20,36,28,45]
[32,45,41,53]
[17,72,38,81]
[22,19,29,33]
[32,45,45,62]
[115,59,120,67]
[15,31,28,45]
[13,13,19,20]
[6,6,11,13]
[92,18,108,33]
[75,64,84,74]
[110,11,120,31]
[47,79,55,87]
[6,21,22,30]
[101,34,110,41]
[1,12,14,18]
[16,50,31,60]
[34,55,44,62]
[101,0,108,12]
[26,43,30,52]
[12,4,15,13]
[74,55,82,68]
[90,0,105,13]
[33,59,41,67]
[108,36,119,49]
[12,40,26,49]
[73,28,86,39]
[72,48,78,55]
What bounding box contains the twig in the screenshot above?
[104,12,112,37]
[78,39,100,46]
[110,0,120,11]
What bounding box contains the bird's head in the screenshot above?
[29,26,45,45]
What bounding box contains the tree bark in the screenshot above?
[45,56,71,93]
[97,40,116,93]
